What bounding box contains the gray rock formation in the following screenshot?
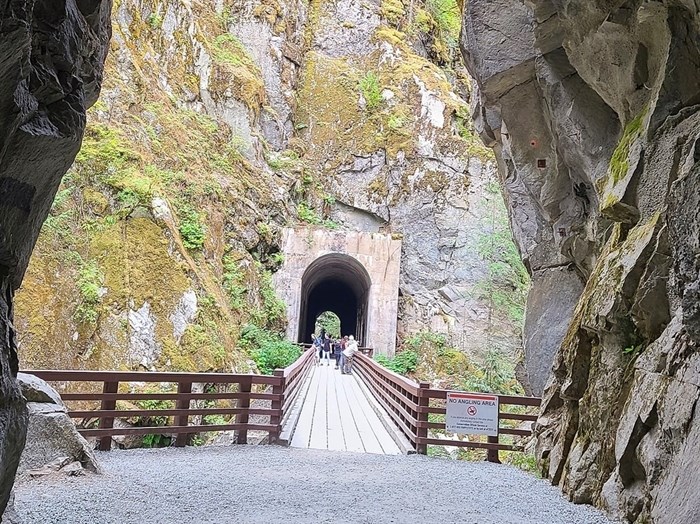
[462,0,700,521]
[0,0,111,516]
[17,373,64,406]
[17,374,99,477]
[19,402,100,478]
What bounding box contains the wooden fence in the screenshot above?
[25,345,538,462]
[352,353,540,462]
[27,347,316,451]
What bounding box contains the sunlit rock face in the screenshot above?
[0,0,112,515]
[13,0,526,382]
[462,0,700,521]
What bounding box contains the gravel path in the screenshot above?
[15,446,614,524]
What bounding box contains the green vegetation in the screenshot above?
[382,330,523,396]
[132,397,173,448]
[74,259,103,325]
[134,398,171,427]
[503,451,539,475]
[177,202,206,250]
[178,314,229,369]
[210,34,266,110]
[404,330,447,351]
[265,149,301,171]
[203,414,228,426]
[212,34,255,68]
[239,324,301,374]
[425,0,461,50]
[297,202,322,224]
[142,434,171,448]
[358,72,383,111]
[387,110,409,132]
[476,182,529,326]
[455,106,494,161]
[222,255,247,310]
[146,13,163,29]
[253,263,287,331]
[315,311,341,338]
[461,348,522,395]
[380,0,405,25]
[375,350,419,375]
[296,202,340,230]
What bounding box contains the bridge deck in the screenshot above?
[290,363,401,455]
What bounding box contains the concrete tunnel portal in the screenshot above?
[273,228,402,356]
[298,254,371,345]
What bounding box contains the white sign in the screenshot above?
[445,392,499,437]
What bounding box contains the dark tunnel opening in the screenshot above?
[298,254,371,345]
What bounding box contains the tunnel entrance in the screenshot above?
[315,311,341,338]
[298,254,371,345]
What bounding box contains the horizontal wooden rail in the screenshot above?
[79,424,279,437]
[24,346,317,451]
[60,392,282,402]
[27,369,281,385]
[352,353,541,462]
[68,407,277,418]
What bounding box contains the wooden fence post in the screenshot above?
[487,409,501,463]
[270,369,285,443]
[98,381,119,451]
[173,381,192,447]
[235,377,252,445]
[416,381,430,455]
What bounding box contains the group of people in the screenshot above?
[311,331,359,374]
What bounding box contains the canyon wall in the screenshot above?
[461,0,700,521]
[13,0,527,375]
[0,0,111,513]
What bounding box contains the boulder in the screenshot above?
[17,402,100,478]
[17,374,64,406]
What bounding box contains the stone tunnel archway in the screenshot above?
[298,254,372,344]
[273,228,402,356]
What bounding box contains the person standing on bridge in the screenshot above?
[321,333,332,365]
[312,333,321,366]
[341,335,359,374]
[334,337,344,370]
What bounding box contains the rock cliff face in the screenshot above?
[462,1,700,521]
[0,0,111,514]
[13,0,527,376]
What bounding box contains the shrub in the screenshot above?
[255,265,287,330]
[222,255,247,310]
[240,324,301,375]
[425,0,461,48]
[74,260,103,325]
[177,203,205,250]
[375,350,419,375]
[358,72,382,111]
[297,202,322,224]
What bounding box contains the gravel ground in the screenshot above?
[15,446,614,524]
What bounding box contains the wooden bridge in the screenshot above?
[27,347,540,460]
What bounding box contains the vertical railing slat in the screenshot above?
[98,381,119,451]
[270,369,284,443]
[235,377,252,445]
[173,381,192,447]
[415,381,430,455]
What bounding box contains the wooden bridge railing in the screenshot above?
[26,347,316,451]
[352,352,541,462]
